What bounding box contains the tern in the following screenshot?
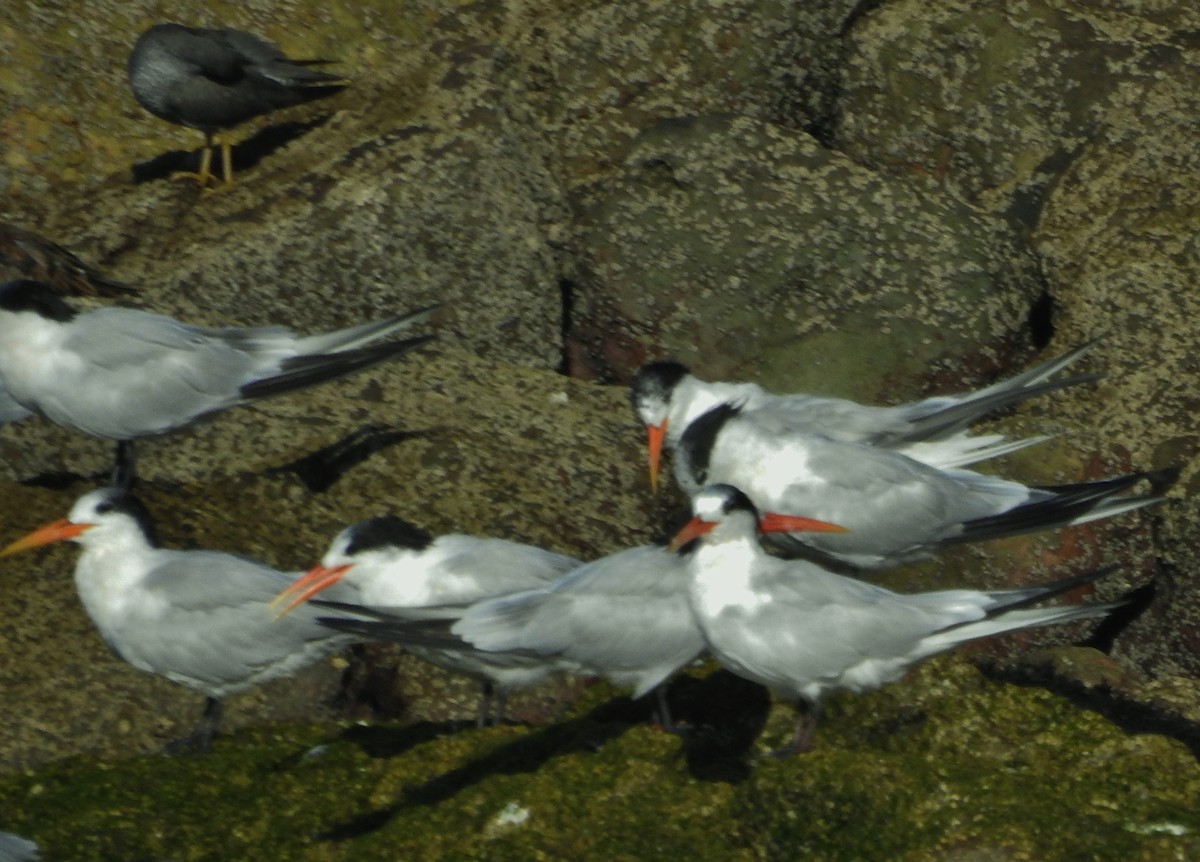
[674,401,1169,569]
[631,342,1100,490]
[0,279,436,483]
[316,511,847,729]
[672,484,1124,756]
[308,545,700,727]
[0,486,356,752]
[129,22,347,191]
[272,515,584,725]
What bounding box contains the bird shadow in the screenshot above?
[266,424,439,493]
[312,671,770,843]
[130,115,336,185]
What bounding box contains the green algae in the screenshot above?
[2,657,1197,861]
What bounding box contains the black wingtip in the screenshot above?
[239,334,435,401]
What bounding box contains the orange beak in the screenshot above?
[758,512,849,537]
[646,421,667,492]
[0,518,93,556]
[270,563,352,618]
[668,511,848,551]
[667,516,713,551]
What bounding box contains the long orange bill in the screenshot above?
[0,519,93,557]
[270,563,352,619]
[758,512,849,536]
[667,516,711,551]
[647,421,667,492]
[668,511,848,552]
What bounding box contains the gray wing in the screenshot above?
[116,552,347,695]
[0,379,32,423]
[455,545,704,694]
[705,412,1031,563]
[703,566,987,697]
[424,537,581,605]
[42,310,290,437]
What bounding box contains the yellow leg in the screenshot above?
[200,135,236,196]
[171,133,216,188]
[220,137,233,186]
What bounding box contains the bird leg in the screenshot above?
[199,135,236,196]
[164,697,222,755]
[772,699,822,758]
[218,136,234,187]
[474,680,508,728]
[110,440,137,491]
[652,684,677,734]
[475,680,494,729]
[170,132,216,188]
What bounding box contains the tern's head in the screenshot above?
[0,486,159,557]
[668,484,847,551]
[0,279,78,322]
[272,515,434,617]
[630,361,691,491]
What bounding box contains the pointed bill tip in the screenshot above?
[271,563,352,619]
[0,519,91,557]
[667,516,711,552]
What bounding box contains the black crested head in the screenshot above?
[0,280,78,322]
[630,360,690,412]
[346,515,433,555]
[676,402,742,486]
[93,487,161,547]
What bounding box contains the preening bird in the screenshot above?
[630,342,1099,490]
[273,515,584,725]
[0,487,356,752]
[673,401,1169,569]
[0,279,436,483]
[128,22,347,191]
[671,483,1124,756]
[314,512,846,729]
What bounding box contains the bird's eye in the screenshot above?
[95,501,114,514]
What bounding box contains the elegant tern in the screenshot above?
[0,487,356,752]
[129,22,347,191]
[316,510,846,729]
[631,342,1099,490]
[273,515,583,725]
[674,401,1169,568]
[0,279,436,482]
[672,484,1123,756]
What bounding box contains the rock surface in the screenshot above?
[0,0,1198,857]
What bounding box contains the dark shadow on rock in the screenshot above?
[316,712,631,842]
[1083,580,1157,653]
[340,720,468,760]
[314,671,771,842]
[978,611,1200,762]
[130,116,336,185]
[267,425,437,493]
[666,671,771,782]
[18,470,91,490]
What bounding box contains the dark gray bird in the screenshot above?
[128,22,347,191]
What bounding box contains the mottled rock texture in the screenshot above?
[0,0,1197,857]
